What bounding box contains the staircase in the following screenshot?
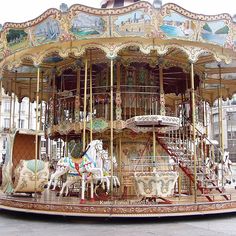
[157,126,230,202]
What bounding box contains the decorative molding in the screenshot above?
[1,196,236,217]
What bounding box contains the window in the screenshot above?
[228,140,236,148]
[20,102,26,114]
[18,119,24,129]
[213,114,218,123]
[41,141,46,148]
[57,141,62,149]
[3,118,10,128]
[4,101,10,112]
[2,139,6,149]
[227,112,236,121]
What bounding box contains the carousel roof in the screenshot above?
[0,1,236,104]
[101,0,141,8]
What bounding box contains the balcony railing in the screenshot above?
[46,85,176,126]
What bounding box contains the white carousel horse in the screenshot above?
[48,140,105,202]
[94,150,120,197]
[58,149,111,197]
[205,156,216,177]
[97,150,120,188]
[215,151,233,185]
[58,149,120,197]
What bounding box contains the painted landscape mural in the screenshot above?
[114,10,152,36]
[160,12,195,39]
[201,21,229,46]
[33,18,61,44]
[6,29,29,52]
[71,13,105,38]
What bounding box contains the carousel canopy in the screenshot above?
[0,1,235,104]
[101,0,141,8]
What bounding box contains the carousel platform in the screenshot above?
[1,189,236,218]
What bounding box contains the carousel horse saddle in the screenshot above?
[72,157,83,165]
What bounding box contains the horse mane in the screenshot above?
[73,145,90,159]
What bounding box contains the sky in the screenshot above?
[0,0,235,25]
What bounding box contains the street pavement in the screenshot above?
[1,210,236,236]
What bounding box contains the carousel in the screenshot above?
[0,0,236,217]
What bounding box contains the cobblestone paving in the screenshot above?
[1,210,236,236]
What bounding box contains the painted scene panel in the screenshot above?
[6,29,29,53]
[32,18,61,45]
[71,13,106,38]
[114,10,152,36]
[201,21,229,46]
[160,12,195,39]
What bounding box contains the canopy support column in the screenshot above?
[89,51,93,142]
[116,61,122,120]
[218,63,224,186]
[153,127,156,164]
[9,74,13,131]
[159,58,165,116]
[75,66,81,122]
[83,57,88,151]
[28,78,32,129]
[34,66,40,195]
[12,71,17,129]
[190,62,197,203]
[40,71,44,130]
[110,58,114,194]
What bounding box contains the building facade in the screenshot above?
[211,94,236,162]
[0,90,64,163]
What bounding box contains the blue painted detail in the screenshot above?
[27,160,45,172]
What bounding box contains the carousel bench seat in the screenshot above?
[13,160,49,193]
[134,171,179,198]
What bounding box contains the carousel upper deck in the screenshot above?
[1,1,236,217]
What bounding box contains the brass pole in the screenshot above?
[0,79,2,130]
[75,67,81,123]
[153,127,156,165]
[12,71,17,129]
[190,62,197,203]
[77,68,81,94]
[110,58,114,194]
[59,138,62,159]
[89,51,93,142]
[28,78,32,129]
[119,136,122,195]
[105,68,109,119]
[18,101,21,128]
[83,57,88,151]
[52,68,56,125]
[34,66,40,195]
[65,136,68,156]
[218,64,224,185]
[159,59,165,116]
[40,71,44,130]
[116,61,121,120]
[9,76,13,131]
[124,67,127,119]
[218,64,224,151]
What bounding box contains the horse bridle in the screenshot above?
[94,141,103,152]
